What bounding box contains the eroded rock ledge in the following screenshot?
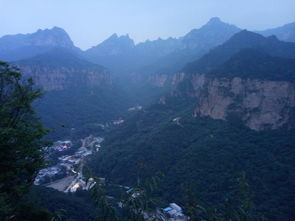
[175,73,295,131]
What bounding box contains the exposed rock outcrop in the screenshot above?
[19,65,111,91]
[145,72,185,88]
[148,74,169,87]
[0,27,80,61]
[175,74,295,131]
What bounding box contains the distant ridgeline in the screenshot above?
[0,20,294,138]
[84,17,241,74]
[0,27,80,61]
[89,30,295,220]
[183,30,295,81]
[1,18,295,220]
[0,27,132,139]
[83,17,295,76]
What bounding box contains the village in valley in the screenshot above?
[34,109,188,220]
[34,135,104,192]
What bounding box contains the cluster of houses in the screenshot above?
[34,166,66,185]
[41,140,72,154]
[162,203,187,221]
[34,136,104,187]
[35,135,190,220]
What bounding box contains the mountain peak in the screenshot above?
[202,17,236,29]
[50,26,68,34]
[103,33,134,45]
[29,27,75,49]
[118,34,133,42]
[0,27,79,61]
[207,17,222,25]
[86,33,135,58]
[182,17,240,50]
[109,33,118,39]
[35,26,69,37]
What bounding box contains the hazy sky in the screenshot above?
[1,0,295,49]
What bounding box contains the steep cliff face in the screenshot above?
[18,65,111,91]
[146,72,185,88]
[175,74,295,131]
[148,74,169,87]
[172,30,295,131]
[15,49,111,91]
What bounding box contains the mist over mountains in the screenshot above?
[258,20,295,42]
[1,17,295,73]
[1,16,295,145]
[1,16,295,220]
[184,30,295,76]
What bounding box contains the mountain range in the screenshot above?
[1,17,295,220]
[259,20,295,42]
[88,25,295,220]
[1,17,295,74]
[184,30,295,77]
[1,17,294,135]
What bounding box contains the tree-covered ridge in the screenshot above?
[210,48,295,81]
[89,96,295,220]
[183,30,295,81]
[36,86,132,139]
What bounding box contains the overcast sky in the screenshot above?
[1,0,295,49]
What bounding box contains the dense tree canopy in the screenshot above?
[0,62,47,220]
[89,96,295,220]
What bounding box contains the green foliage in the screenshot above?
[13,48,138,140]
[35,85,132,140]
[50,209,67,221]
[211,49,295,81]
[90,178,118,221]
[13,203,52,221]
[184,173,267,221]
[87,173,166,221]
[120,174,164,221]
[184,30,295,81]
[0,61,48,220]
[24,185,96,221]
[88,96,295,220]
